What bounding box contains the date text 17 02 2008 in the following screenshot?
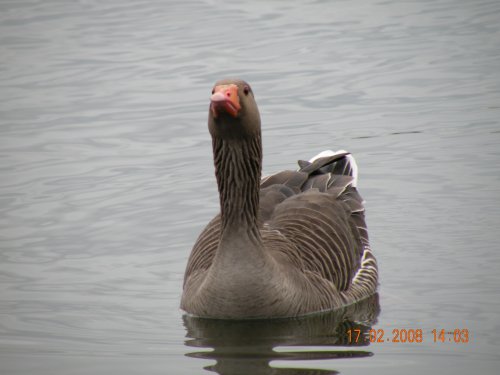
[346,328,470,344]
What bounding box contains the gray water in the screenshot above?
[1,0,500,374]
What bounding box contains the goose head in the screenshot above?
[208,79,261,140]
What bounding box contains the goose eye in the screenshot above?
[243,86,250,96]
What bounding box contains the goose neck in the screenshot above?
[212,135,262,238]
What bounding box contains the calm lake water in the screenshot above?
[1,0,500,374]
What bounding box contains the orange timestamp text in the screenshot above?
[347,328,470,344]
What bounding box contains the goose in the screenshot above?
[181,79,378,319]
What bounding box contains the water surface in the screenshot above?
[1,0,500,374]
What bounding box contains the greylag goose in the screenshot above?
[181,79,378,319]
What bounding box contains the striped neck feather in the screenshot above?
[212,135,262,239]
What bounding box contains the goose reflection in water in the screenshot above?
[183,293,380,375]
